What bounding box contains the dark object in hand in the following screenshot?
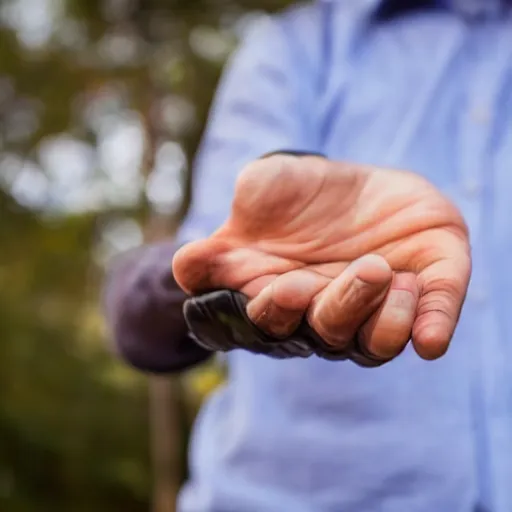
[183,290,392,368]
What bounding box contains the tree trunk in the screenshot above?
[140,80,184,512]
[149,374,183,512]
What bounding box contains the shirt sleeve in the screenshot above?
[103,240,213,374]
[104,11,310,374]
[176,12,311,244]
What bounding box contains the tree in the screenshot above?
[0,0,292,509]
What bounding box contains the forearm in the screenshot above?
[103,241,212,374]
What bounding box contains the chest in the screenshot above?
[318,15,512,177]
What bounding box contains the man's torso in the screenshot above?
[179,2,512,511]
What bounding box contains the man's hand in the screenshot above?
[173,155,471,362]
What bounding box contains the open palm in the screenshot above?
[173,154,471,361]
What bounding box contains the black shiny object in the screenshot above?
[183,290,391,368]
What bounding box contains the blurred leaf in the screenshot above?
[0,0,294,509]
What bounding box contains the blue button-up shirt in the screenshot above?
[176,1,512,510]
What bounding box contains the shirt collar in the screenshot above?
[319,0,509,19]
[439,0,509,17]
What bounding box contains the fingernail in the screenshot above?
[247,286,302,338]
[246,285,273,321]
[257,303,302,338]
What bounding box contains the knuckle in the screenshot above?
[419,276,464,311]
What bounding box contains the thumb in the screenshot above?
[172,237,231,294]
[172,237,301,296]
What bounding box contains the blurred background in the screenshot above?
[0,0,292,510]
